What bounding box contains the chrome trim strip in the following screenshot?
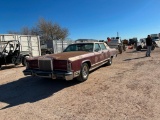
[23,69,74,81]
[91,58,109,67]
[89,60,108,71]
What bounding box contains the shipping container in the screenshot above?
[45,39,73,54]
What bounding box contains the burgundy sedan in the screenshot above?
[23,42,117,82]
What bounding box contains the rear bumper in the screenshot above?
[23,69,74,81]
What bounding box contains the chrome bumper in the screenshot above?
[23,69,74,81]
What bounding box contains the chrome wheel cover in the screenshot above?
[82,65,88,78]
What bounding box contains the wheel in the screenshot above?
[106,57,112,66]
[151,45,155,50]
[136,46,141,51]
[76,63,89,82]
[22,56,27,66]
[14,60,21,66]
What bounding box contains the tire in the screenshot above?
[106,57,112,66]
[15,63,21,66]
[22,56,27,66]
[76,63,89,82]
[0,64,2,70]
[151,45,155,50]
[13,56,21,66]
[136,46,141,51]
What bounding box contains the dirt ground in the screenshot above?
[0,48,160,120]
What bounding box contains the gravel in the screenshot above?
[0,48,160,120]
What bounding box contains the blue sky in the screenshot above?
[0,0,160,40]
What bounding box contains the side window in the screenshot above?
[100,43,107,50]
[94,43,101,52]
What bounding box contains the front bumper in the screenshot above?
[23,69,74,81]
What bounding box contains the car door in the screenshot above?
[93,43,103,65]
[99,43,110,61]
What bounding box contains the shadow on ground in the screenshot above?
[126,49,147,53]
[123,56,147,61]
[0,76,79,110]
[0,65,24,71]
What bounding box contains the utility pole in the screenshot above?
[117,32,119,37]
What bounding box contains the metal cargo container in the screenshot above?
[0,34,41,56]
[46,40,73,54]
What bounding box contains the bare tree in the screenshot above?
[8,31,19,34]
[20,27,31,35]
[7,17,69,42]
[37,18,69,41]
[59,28,69,39]
[30,27,40,35]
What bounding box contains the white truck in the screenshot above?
[137,34,160,51]
[151,34,160,47]
[136,37,156,51]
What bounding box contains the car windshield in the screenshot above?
[64,43,94,52]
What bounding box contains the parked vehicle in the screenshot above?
[136,38,156,51]
[106,37,126,54]
[0,40,31,69]
[151,34,160,47]
[128,38,137,45]
[23,42,117,82]
[122,39,128,45]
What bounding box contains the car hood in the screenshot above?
[28,51,92,61]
